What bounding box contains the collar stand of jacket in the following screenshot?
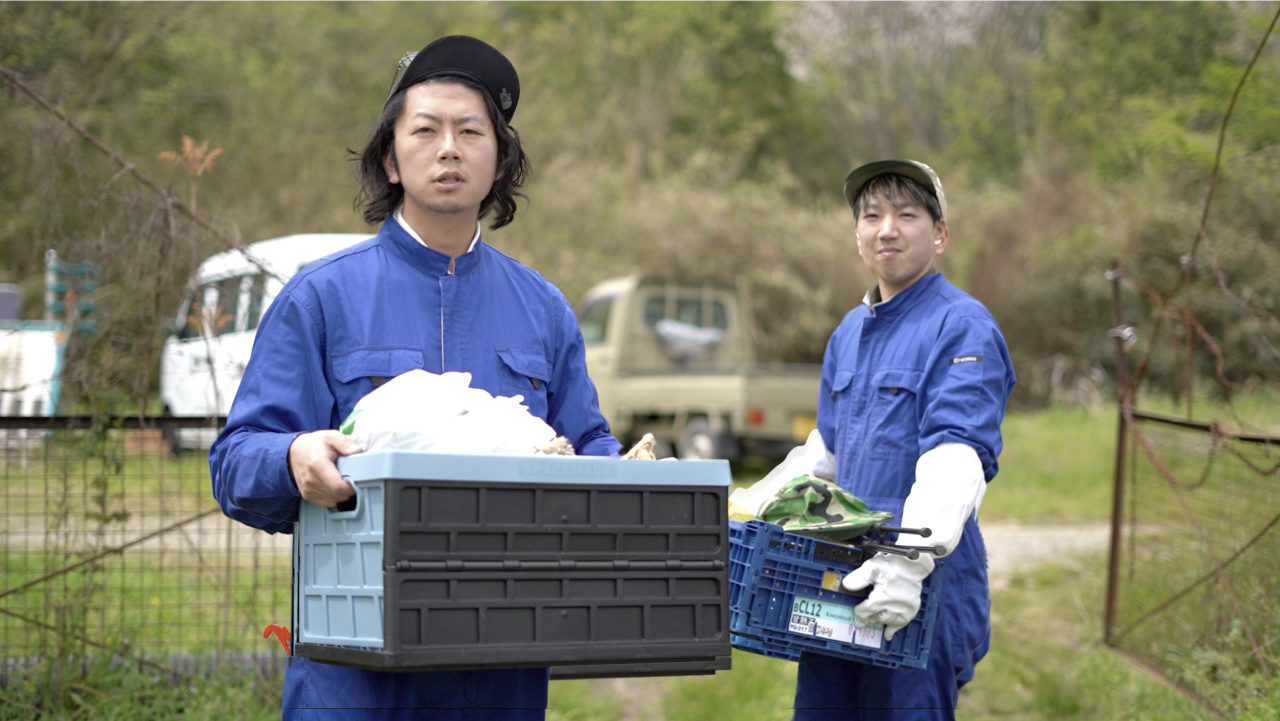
[379,217,484,277]
[862,270,942,318]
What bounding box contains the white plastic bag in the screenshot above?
[339,369,559,455]
[728,429,833,520]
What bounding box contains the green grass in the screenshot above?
[1,450,212,517]
[977,405,1119,523]
[547,679,625,721]
[1,549,290,657]
[0,663,283,721]
[958,553,1219,721]
[544,549,1232,721]
[732,405,1123,524]
[2,553,1239,721]
[6,404,1278,719]
[733,393,1280,526]
[1135,389,1280,436]
[658,649,796,720]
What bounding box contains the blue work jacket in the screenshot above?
[211,220,621,533]
[818,272,1014,523]
[802,272,1015,714]
[209,220,620,719]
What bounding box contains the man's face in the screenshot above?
[384,81,499,227]
[855,193,949,300]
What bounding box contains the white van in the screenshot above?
[160,233,371,449]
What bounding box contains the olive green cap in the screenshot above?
[843,159,947,221]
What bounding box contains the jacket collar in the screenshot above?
[862,270,943,318]
[377,218,484,277]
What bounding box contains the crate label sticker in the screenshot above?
[853,624,884,649]
[788,595,855,643]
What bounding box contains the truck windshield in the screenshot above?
[175,273,266,339]
[578,296,614,344]
[644,297,728,330]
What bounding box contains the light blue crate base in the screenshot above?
[294,452,732,653]
[296,481,386,649]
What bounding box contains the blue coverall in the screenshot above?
[209,219,621,719]
[794,272,1015,720]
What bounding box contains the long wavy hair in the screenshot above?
[351,76,531,229]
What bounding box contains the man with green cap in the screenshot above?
[791,160,1015,719]
[210,35,619,719]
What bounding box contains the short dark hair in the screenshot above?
[351,76,531,229]
[852,173,943,225]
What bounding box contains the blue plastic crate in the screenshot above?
[728,519,943,670]
[730,633,800,662]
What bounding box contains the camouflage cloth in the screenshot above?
[758,475,894,542]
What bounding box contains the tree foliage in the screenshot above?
[2,1,1279,410]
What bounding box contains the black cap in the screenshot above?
[386,35,520,123]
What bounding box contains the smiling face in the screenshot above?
[383,81,499,239]
[855,192,949,302]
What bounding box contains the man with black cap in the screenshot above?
[792,160,1015,719]
[209,36,620,718]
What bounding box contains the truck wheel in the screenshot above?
[678,418,718,460]
[650,437,675,460]
[160,408,182,458]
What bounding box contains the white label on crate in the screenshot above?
[853,624,884,649]
[788,595,856,644]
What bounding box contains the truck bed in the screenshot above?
[611,363,820,442]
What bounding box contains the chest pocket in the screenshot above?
[828,367,856,426]
[330,346,425,417]
[496,348,551,421]
[868,368,923,461]
[829,369,855,397]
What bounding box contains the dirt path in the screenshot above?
[593,520,1114,721]
[980,520,1112,589]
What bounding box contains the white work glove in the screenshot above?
[897,442,986,557]
[840,443,986,640]
[728,430,835,517]
[841,552,934,641]
[812,446,837,482]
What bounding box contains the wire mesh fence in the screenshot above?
[1107,408,1280,719]
[0,416,291,686]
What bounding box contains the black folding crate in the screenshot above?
[292,451,732,675]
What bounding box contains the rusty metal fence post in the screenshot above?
[1104,260,1130,643]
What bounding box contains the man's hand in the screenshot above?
[841,552,935,641]
[288,431,364,507]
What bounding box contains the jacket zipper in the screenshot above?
[442,257,455,369]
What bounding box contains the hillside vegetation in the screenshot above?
[2,2,1279,411]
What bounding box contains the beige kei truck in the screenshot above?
[575,275,822,461]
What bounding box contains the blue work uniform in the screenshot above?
[794,272,1014,720]
[209,219,621,720]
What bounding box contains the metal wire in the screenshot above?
[0,417,291,683]
[1108,409,1280,717]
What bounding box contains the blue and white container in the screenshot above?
[293,451,733,672]
[728,519,944,670]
